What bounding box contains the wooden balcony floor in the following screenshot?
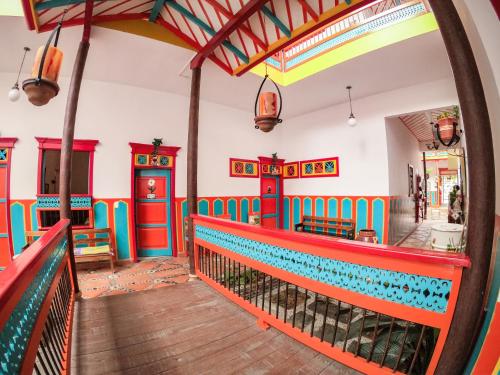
[71,280,360,375]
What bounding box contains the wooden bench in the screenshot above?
[26,228,116,273]
[295,215,355,239]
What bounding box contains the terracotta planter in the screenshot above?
[437,117,457,142]
[356,229,378,244]
[22,78,59,106]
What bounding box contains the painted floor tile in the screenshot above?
[77,256,190,299]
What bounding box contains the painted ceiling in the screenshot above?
[23,0,421,77]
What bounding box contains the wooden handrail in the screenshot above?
[192,215,471,268]
[0,219,75,374]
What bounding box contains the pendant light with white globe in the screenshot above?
[346,85,357,127]
[8,47,30,102]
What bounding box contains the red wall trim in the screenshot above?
[0,138,18,148]
[129,142,181,156]
[35,137,99,152]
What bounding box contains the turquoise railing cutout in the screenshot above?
[0,237,67,375]
[195,225,451,313]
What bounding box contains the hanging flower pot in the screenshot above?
[436,116,456,142]
[254,75,282,132]
[22,19,64,106]
[434,106,462,147]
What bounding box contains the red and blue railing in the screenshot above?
[193,215,470,374]
[0,220,74,375]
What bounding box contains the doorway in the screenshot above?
[260,174,281,228]
[134,169,172,257]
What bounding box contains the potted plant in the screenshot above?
[436,106,459,142]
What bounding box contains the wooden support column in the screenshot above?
[187,66,202,275]
[59,0,93,294]
[427,1,496,373]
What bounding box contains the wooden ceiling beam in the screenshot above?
[191,0,269,68]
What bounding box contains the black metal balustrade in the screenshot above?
[198,246,437,375]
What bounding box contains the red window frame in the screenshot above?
[35,137,98,229]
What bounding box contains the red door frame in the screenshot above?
[0,138,17,265]
[129,143,181,261]
[258,156,285,229]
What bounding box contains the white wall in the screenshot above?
[453,0,500,214]
[0,73,277,199]
[277,78,458,196]
[385,117,422,196]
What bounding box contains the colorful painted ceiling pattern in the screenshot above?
[24,0,394,75]
[399,106,457,142]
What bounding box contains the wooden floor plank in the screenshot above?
[72,281,361,375]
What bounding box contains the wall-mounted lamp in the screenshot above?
[346,85,357,127]
[8,47,30,102]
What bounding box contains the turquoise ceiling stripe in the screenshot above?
[261,5,291,38]
[166,0,249,63]
[35,0,84,11]
[149,0,167,22]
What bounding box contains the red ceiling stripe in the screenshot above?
[298,0,319,22]
[164,5,183,31]
[156,17,233,74]
[66,0,108,22]
[220,0,250,58]
[94,0,135,17]
[257,10,269,46]
[42,2,82,25]
[318,0,323,14]
[39,12,148,32]
[269,0,281,40]
[116,0,154,15]
[285,0,293,31]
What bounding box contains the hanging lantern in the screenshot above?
[22,16,65,106]
[254,74,283,132]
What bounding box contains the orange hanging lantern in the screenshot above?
[254,74,282,132]
[22,16,64,106]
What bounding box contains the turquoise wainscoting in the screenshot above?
[10,202,26,255]
[214,199,224,216]
[283,197,290,230]
[240,198,249,224]
[114,201,131,260]
[228,199,237,221]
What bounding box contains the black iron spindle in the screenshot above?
[393,321,410,372]
[407,325,427,375]
[275,279,281,319]
[355,309,367,357]
[367,313,381,363]
[301,289,308,332]
[380,317,396,367]
[331,300,342,347]
[310,293,319,337]
[284,282,289,323]
[320,297,330,342]
[292,285,299,328]
[342,305,354,352]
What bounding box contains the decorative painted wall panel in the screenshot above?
[283,162,299,179]
[229,158,259,178]
[134,153,173,168]
[300,157,339,178]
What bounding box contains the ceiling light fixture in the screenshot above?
[346,85,357,127]
[8,47,30,102]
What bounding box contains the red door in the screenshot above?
[261,174,281,229]
[135,169,172,257]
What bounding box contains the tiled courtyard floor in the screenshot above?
[77,257,190,299]
[399,219,447,249]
